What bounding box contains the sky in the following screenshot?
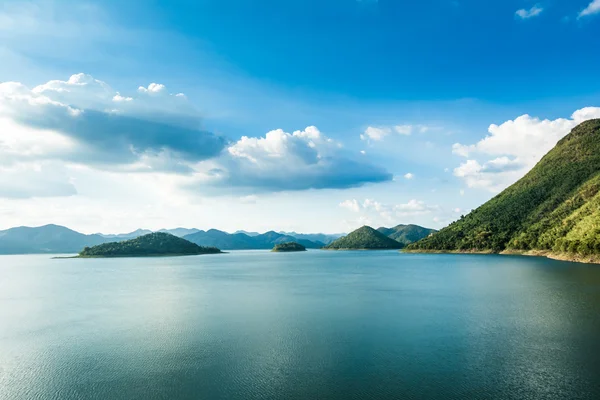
[1,0,600,234]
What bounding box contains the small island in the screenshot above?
[77,232,221,258]
[272,242,307,252]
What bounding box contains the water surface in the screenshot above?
[1,251,600,399]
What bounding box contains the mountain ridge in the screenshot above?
[407,119,600,262]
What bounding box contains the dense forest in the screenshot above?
[272,242,307,252]
[407,119,600,256]
[79,232,221,257]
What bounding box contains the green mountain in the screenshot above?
[407,119,600,260]
[324,226,404,250]
[377,224,437,246]
[272,242,307,252]
[0,224,110,254]
[184,230,324,250]
[79,232,221,257]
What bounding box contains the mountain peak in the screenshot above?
[325,225,403,250]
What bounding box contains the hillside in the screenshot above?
[377,224,437,246]
[79,232,221,257]
[0,225,109,254]
[272,242,307,252]
[407,119,600,261]
[184,230,324,250]
[324,226,404,250]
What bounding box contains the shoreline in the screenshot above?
[53,252,224,259]
[402,249,600,265]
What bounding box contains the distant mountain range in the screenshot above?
[183,230,326,250]
[0,224,109,254]
[0,223,434,254]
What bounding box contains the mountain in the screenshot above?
[234,230,261,237]
[278,232,345,245]
[324,226,404,250]
[79,232,221,257]
[0,224,110,254]
[184,230,324,250]
[98,229,153,240]
[158,228,200,237]
[272,242,307,252]
[377,224,437,246]
[407,119,600,261]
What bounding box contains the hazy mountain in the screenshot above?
[0,224,110,254]
[324,226,404,250]
[278,232,345,245]
[377,224,437,246]
[184,230,324,250]
[408,119,600,261]
[158,228,201,237]
[98,229,153,240]
[234,230,261,237]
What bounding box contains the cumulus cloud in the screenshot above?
[192,126,393,193]
[452,107,600,192]
[516,5,543,19]
[579,0,600,18]
[404,173,414,180]
[0,74,393,198]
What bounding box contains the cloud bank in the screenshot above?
[452,107,600,192]
[0,74,392,198]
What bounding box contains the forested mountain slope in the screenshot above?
[407,119,600,259]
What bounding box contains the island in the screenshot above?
[77,232,222,258]
[324,226,404,250]
[272,242,307,252]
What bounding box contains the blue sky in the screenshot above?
[1,0,599,234]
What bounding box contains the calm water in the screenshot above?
[1,251,600,400]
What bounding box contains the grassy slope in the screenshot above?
[407,119,600,257]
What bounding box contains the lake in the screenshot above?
[1,251,600,399]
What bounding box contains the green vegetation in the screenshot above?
[78,232,221,257]
[324,226,404,250]
[272,242,307,252]
[377,224,437,246]
[407,119,600,258]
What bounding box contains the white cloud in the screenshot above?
[452,107,600,192]
[193,126,392,193]
[138,83,166,94]
[516,5,544,19]
[404,173,414,180]
[361,126,391,141]
[113,93,133,102]
[579,0,600,17]
[361,124,435,141]
[394,125,413,135]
